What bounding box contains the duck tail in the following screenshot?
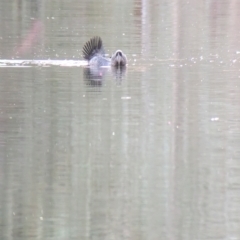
[82,36,105,60]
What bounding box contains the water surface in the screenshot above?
[1,1,240,240]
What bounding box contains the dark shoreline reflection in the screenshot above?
[83,65,127,86]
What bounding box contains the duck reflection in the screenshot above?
[111,65,127,80]
[83,67,108,86]
[83,66,126,86]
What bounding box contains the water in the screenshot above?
[1,0,240,240]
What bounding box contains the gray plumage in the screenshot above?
[82,36,127,67]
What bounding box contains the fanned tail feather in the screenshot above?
[82,36,105,60]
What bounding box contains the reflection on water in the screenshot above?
[83,66,127,86]
[111,66,127,81]
[1,0,240,240]
[83,67,109,86]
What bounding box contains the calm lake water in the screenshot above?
[1,1,240,240]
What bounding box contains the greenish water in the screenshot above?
[1,1,240,240]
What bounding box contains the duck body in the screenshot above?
[82,36,127,67]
